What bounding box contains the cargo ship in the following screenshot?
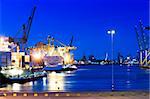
[0,36,39,83]
[29,35,77,72]
[0,36,30,69]
[0,35,77,74]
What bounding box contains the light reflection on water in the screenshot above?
[29,81,33,86]
[48,72,65,91]
[43,77,47,86]
[12,83,21,91]
[5,83,21,92]
[126,67,131,89]
[1,72,66,92]
[0,65,149,92]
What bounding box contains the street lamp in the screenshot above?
[107,29,115,91]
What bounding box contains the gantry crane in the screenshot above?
[135,26,143,50]
[135,20,150,67]
[69,36,74,47]
[47,35,75,47]
[9,6,36,51]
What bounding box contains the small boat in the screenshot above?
[43,65,63,72]
[43,64,77,72]
[62,64,78,71]
[7,72,47,84]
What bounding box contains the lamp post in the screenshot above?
[107,29,115,91]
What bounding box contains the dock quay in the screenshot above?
[0,91,149,99]
[0,1,149,98]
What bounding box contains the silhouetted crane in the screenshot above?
[134,26,143,50]
[135,20,149,51]
[9,6,36,51]
[135,20,150,66]
[139,20,147,50]
[69,36,74,47]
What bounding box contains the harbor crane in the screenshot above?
[47,35,66,47]
[139,20,148,50]
[135,20,150,67]
[135,26,143,50]
[47,35,74,47]
[47,35,76,51]
[9,6,36,51]
[69,36,74,47]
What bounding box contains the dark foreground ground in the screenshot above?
[0,92,149,99]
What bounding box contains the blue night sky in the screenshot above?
[0,0,149,59]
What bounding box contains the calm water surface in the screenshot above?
[1,65,149,92]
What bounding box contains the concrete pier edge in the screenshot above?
[0,91,149,97]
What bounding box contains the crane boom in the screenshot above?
[139,20,147,50]
[54,39,67,47]
[23,6,36,44]
[69,36,74,47]
[135,26,143,50]
[11,6,37,51]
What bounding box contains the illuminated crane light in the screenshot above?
[64,53,71,64]
[31,50,44,62]
[33,52,42,59]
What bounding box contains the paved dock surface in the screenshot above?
[0,92,149,99]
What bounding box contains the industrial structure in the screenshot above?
[0,36,30,68]
[29,35,76,68]
[9,6,36,51]
[135,20,150,67]
[1,6,37,69]
[0,6,76,70]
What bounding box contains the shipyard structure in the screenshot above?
[0,6,78,81]
[135,20,150,68]
[0,35,76,70]
[0,36,30,69]
[30,36,76,68]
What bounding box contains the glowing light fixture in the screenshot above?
[107,30,115,35]
[107,29,116,91]
[111,30,115,34]
[64,53,71,64]
[33,52,41,58]
[32,51,43,61]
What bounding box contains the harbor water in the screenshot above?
[0,65,149,92]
